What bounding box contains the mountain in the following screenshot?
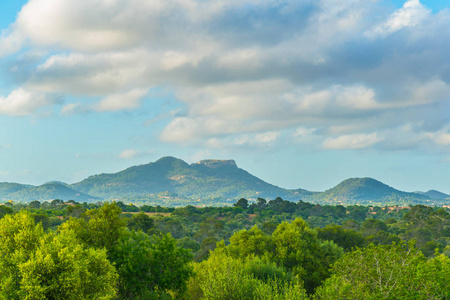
[0,157,447,206]
[310,177,431,206]
[0,182,32,195]
[71,156,315,202]
[416,190,450,200]
[0,182,98,202]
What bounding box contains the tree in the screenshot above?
[234,198,249,210]
[361,219,388,237]
[0,205,13,219]
[0,211,118,299]
[262,221,278,235]
[223,218,342,294]
[28,200,41,209]
[59,202,126,254]
[51,199,64,207]
[314,242,443,299]
[365,231,400,246]
[66,204,86,219]
[226,225,274,259]
[33,213,50,230]
[110,231,193,299]
[187,249,307,300]
[271,218,336,293]
[317,225,365,252]
[127,212,154,233]
[257,197,267,208]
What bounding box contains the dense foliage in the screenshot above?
[1,197,450,299]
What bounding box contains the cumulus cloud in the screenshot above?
[0,89,59,116]
[0,30,24,57]
[426,130,450,146]
[202,131,282,150]
[94,88,149,112]
[366,0,430,38]
[61,103,88,115]
[61,88,149,114]
[0,0,450,152]
[119,149,141,159]
[323,133,382,150]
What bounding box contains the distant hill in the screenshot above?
[0,157,448,206]
[0,182,32,195]
[71,156,314,201]
[0,182,98,202]
[416,190,450,200]
[309,177,431,206]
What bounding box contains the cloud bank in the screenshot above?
[1,0,450,151]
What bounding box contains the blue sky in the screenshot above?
[0,0,450,194]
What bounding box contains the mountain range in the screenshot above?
[0,156,448,206]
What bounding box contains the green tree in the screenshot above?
[361,219,388,237]
[110,231,193,299]
[59,202,126,254]
[0,211,118,299]
[28,200,41,209]
[66,204,87,218]
[317,225,365,252]
[234,198,249,210]
[272,218,335,293]
[51,199,65,207]
[33,213,50,231]
[315,242,433,299]
[0,205,13,219]
[127,212,154,233]
[187,249,307,300]
[226,225,274,258]
[224,219,342,294]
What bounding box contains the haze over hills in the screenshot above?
[0,157,448,206]
[0,182,99,202]
[416,190,450,200]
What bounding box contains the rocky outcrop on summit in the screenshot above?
[195,159,237,168]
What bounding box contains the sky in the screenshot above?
[0,0,450,194]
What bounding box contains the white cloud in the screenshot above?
[119,149,141,159]
[0,89,58,116]
[13,0,141,51]
[335,85,379,110]
[323,133,382,150]
[426,129,450,146]
[0,30,24,57]
[60,88,149,114]
[255,132,280,144]
[0,0,450,153]
[94,88,149,112]
[366,0,430,38]
[61,103,87,115]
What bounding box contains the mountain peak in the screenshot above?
[340,177,386,187]
[154,156,186,164]
[195,159,237,168]
[416,190,450,200]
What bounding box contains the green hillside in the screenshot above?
[71,156,314,201]
[0,182,32,195]
[0,182,98,202]
[309,177,431,206]
[416,190,450,200]
[1,158,448,206]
